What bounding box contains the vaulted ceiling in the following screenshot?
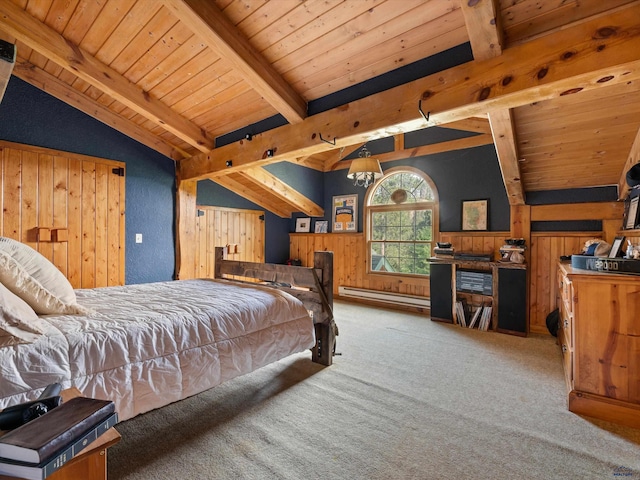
[0,0,639,217]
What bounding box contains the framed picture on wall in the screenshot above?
[295,217,311,233]
[332,194,357,232]
[462,199,488,231]
[315,220,328,233]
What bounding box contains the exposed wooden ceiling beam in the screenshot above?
[0,40,14,104]
[288,155,326,171]
[618,126,640,200]
[488,110,525,205]
[442,118,492,134]
[0,1,214,152]
[531,202,624,221]
[324,143,364,171]
[163,0,307,124]
[462,0,525,205]
[13,59,187,161]
[460,0,503,61]
[178,3,640,181]
[319,120,492,172]
[212,176,291,218]
[331,134,495,171]
[238,167,323,217]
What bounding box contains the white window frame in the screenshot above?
[364,166,439,277]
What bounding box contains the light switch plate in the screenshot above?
[135,233,142,243]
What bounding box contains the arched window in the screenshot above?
[365,167,439,276]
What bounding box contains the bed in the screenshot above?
[0,239,336,421]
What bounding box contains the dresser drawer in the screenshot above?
[560,275,573,317]
[559,303,572,348]
[558,327,573,388]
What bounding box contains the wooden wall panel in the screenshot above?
[2,149,21,241]
[53,155,69,278]
[439,231,508,258]
[194,206,265,279]
[21,151,38,248]
[67,158,83,287]
[37,154,54,261]
[0,140,125,289]
[81,162,96,289]
[95,163,109,288]
[529,232,605,335]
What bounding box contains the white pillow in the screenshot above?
[0,237,85,315]
[0,281,46,342]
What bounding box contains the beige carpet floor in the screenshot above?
[108,301,640,479]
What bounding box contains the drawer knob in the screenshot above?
[562,344,568,353]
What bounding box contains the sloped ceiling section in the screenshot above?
[1,0,639,216]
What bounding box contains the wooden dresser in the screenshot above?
[557,262,640,428]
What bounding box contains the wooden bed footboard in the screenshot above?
[213,247,337,366]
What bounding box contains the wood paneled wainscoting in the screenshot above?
[528,232,605,335]
[289,233,429,307]
[438,232,509,260]
[290,231,510,313]
[292,230,619,336]
[194,206,265,278]
[0,140,125,288]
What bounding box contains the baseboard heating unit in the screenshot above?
[338,286,430,309]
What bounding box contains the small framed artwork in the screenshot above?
[295,217,311,233]
[315,220,328,233]
[626,197,639,229]
[462,199,488,231]
[609,236,625,258]
[332,194,358,233]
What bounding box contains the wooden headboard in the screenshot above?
[213,246,337,366]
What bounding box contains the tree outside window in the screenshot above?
[366,167,438,276]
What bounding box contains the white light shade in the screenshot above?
[347,157,383,187]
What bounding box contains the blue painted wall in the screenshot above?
[321,144,509,233]
[316,127,510,233]
[0,77,176,284]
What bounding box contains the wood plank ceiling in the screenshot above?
[0,0,639,217]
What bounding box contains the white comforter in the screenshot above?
[0,279,315,420]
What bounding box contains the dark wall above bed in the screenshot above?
[0,77,176,284]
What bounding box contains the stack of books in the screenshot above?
[0,396,118,480]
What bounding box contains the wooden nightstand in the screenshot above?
[0,388,121,480]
